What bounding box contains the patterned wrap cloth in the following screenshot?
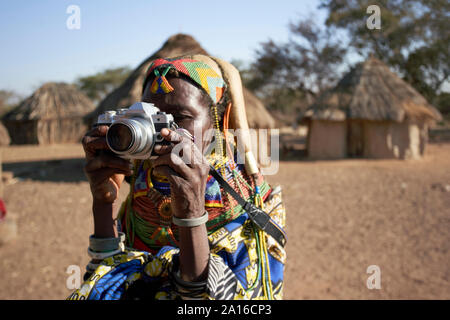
[68,56,286,300]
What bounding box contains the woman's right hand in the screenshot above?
[82,125,133,204]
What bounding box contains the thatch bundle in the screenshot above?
[3,82,95,144]
[89,34,275,129]
[303,57,442,159]
[304,57,442,123]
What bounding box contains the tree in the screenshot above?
[250,18,346,96]
[320,0,450,102]
[0,90,22,117]
[76,66,132,103]
[434,92,450,119]
[245,17,346,120]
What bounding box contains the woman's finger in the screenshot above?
[88,167,131,185]
[189,140,209,167]
[160,128,184,144]
[82,136,109,159]
[151,152,192,178]
[82,125,110,159]
[85,154,132,173]
[152,165,181,181]
[86,125,109,138]
[153,143,174,155]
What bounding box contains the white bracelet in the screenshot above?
[87,247,123,260]
[172,211,209,227]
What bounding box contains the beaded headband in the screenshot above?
[145,58,226,104]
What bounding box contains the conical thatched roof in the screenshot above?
[0,122,10,146]
[91,34,275,128]
[4,82,95,121]
[304,57,442,123]
[242,89,275,128]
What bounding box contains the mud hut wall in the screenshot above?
[307,120,347,159]
[37,118,88,144]
[4,120,39,145]
[0,151,3,197]
[402,121,427,159]
[362,121,423,159]
[418,122,428,156]
[363,121,395,159]
[347,120,365,157]
[5,118,87,145]
[0,123,10,146]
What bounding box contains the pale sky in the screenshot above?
[0,0,326,97]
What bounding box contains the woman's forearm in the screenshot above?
[92,200,118,238]
[178,224,210,282]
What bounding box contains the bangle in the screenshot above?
[86,261,100,273]
[89,232,125,252]
[87,247,122,260]
[172,211,209,227]
[172,270,207,289]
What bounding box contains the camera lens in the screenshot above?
[107,123,133,152]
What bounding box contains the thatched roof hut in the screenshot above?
[303,57,442,159]
[0,122,10,146]
[89,34,275,129]
[3,82,95,144]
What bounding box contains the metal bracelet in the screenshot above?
[87,247,122,260]
[172,211,209,227]
[86,261,100,273]
[89,232,125,252]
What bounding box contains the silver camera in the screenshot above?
[96,102,177,159]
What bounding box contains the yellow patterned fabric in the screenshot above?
[68,190,286,300]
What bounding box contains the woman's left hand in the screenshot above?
[151,128,210,219]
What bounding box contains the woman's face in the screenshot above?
[142,77,214,152]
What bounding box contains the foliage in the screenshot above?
[244,17,347,121]
[435,92,450,119]
[320,0,450,101]
[0,90,21,118]
[242,0,449,123]
[75,66,132,103]
[249,18,346,97]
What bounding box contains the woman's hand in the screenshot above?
[82,125,133,204]
[152,128,211,282]
[151,128,210,219]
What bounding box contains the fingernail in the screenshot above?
[161,128,169,135]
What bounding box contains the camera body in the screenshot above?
[96,102,177,159]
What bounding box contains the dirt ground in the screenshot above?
[0,142,449,300]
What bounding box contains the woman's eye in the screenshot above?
[174,115,191,121]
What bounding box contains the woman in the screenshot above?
[69,55,286,300]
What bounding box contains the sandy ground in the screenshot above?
[0,143,449,300]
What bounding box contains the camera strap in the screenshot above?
[209,166,287,247]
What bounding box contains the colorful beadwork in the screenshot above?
[157,197,172,225]
[118,152,271,254]
[150,67,174,94]
[146,58,226,104]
